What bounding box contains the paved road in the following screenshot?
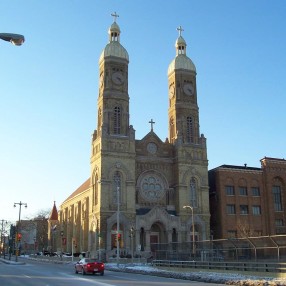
[0,258,227,286]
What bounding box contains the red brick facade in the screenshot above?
[209,157,286,239]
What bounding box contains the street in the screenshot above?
[0,258,227,286]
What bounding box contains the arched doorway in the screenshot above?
[150,222,166,259]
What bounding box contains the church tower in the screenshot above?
[168,26,210,241]
[90,13,136,255]
[168,26,200,144]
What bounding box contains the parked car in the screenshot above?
[74,258,104,276]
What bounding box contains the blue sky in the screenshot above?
[1,0,286,222]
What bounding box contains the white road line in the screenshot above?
[76,277,117,286]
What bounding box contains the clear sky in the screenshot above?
[1,0,286,222]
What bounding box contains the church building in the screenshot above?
[57,14,210,260]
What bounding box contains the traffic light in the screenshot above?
[117,233,121,241]
[17,233,22,241]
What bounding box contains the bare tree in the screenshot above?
[237,218,256,238]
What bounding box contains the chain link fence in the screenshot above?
[150,235,286,262]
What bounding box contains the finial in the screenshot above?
[177,25,184,37]
[149,119,155,132]
[111,12,119,22]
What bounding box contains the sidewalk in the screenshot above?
[0,257,25,265]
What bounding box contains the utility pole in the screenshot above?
[14,201,27,262]
[116,185,120,267]
[0,220,7,258]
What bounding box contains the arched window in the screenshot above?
[113,107,121,134]
[113,171,121,204]
[93,175,98,206]
[190,177,197,207]
[187,116,194,143]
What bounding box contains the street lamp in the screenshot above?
[130,227,134,265]
[60,231,64,260]
[183,205,195,258]
[0,33,25,46]
[33,237,36,256]
[14,201,27,262]
[116,185,120,267]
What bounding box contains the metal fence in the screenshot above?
[150,235,286,262]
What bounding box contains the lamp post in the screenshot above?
[116,185,120,267]
[130,227,134,265]
[0,33,25,46]
[183,205,195,258]
[33,237,36,256]
[14,201,27,262]
[60,231,64,260]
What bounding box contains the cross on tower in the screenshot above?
[149,119,155,131]
[111,12,119,22]
[177,25,184,36]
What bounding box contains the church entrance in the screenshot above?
[150,222,166,258]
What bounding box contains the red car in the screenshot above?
[74,258,104,276]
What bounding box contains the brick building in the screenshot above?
[209,157,286,240]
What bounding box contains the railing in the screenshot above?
[152,259,286,273]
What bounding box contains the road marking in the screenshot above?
[76,277,117,286]
[109,274,136,281]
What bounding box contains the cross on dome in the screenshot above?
[111,12,119,22]
[177,25,184,37]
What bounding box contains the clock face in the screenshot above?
[183,83,194,96]
[147,142,157,154]
[112,71,124,85]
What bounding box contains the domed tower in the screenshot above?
[90,13,136,256]
[97,12,130,137]
[168,26,199,145]
[168,27,210,241]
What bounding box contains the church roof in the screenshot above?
[209,164,261,172]
[168,55,196,74]
[168,26,196,74]
[99,15,129,63]
[99,41,129,62]
[63,178,90,203]
[49,201,58,221]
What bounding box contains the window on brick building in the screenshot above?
[239,187,248,196]
[254,230,262,236]
[251,187,260,196]
[226,204,236,214]
[227,230,237,238]
[275,219,284,226]
[252,205,261,215]
[240,205,248,215]
[272,185,282,211]
[225,185,235,196]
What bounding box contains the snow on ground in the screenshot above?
[106,263,286,286]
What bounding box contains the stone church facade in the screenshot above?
[57,15,210,260]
